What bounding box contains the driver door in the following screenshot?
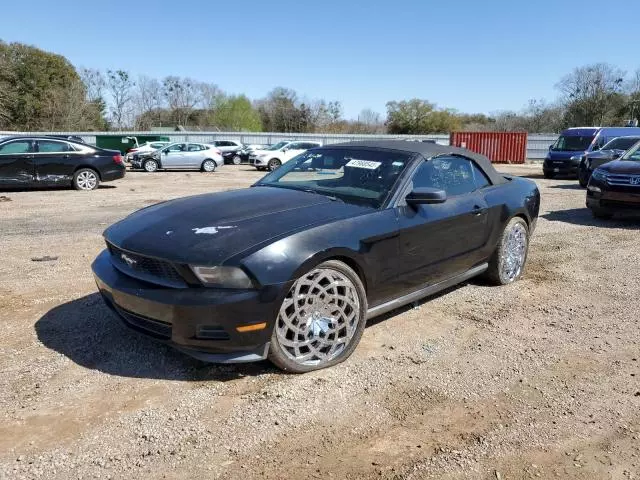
[396,156,492,290]
[162,143,187,168]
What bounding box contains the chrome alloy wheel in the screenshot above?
[76,170,97,190]
[275,268,361,366]
[501,222,527,282]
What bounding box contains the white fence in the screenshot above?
[0,131,558,159]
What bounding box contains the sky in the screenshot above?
[2,0,640,119]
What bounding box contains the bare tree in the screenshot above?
[79,67,106,103]
[133,75,164,128]
[106,70,135,130]
[556,63,625,126]
[198,82,224,110]
[162,76,201,127]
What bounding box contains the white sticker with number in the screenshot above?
[345,159,381,170]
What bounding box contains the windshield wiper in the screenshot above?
[300,188,340,201]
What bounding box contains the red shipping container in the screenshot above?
[449,132,527,164]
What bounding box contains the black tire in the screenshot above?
[72,168,100,191]
[232,155,242,165]
[268,158,281,171]
[485,217,530,285]
[268,260,367,373]
[591,208,613,220]
[143,159,159,173]
[578,168,589,188]
[202,159,216,172]
[543,171,555,179]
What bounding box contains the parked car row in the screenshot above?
[542,126,640,219]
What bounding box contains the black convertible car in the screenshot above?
[0,136,125,190]
[92,141,540,372]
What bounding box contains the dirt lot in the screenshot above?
[1,164,639,480]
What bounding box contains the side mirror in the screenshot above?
[406,187,447,206]
[612,151,623,159]
[549,144,553,150]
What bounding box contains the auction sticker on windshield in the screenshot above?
[345,159,381,170]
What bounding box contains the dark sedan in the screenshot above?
[92,141,540,372]
[578,136,640,187]
[0,136,125,191]
[586,142,640,219]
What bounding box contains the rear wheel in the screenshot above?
[143,159,158,172]
[73,168,100,191]
[268,260,367,373]
[232,155,242,165]
[202,159,216,172]
[268,158,281,171]
[485,217,529,285]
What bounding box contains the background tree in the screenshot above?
[211,95,262,131]
[557,63,625,127]
[162,76,201,127]
[106,70,135,130]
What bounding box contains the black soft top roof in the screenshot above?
[328,140,506,185]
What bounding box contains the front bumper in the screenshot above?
[543,159,580,176]
[586,185,640,212]
[91,249,286,363]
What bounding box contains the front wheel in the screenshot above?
[73,168,100,191]
[268,158,281,171]
[202,159,216,172]
[543,171,555,179]
[268,260,367,373]
[485,217,529,285]
[143,159,159,172]
[232,155,242,165]
[578,168,590,188]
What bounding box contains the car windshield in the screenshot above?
[551,135,595,152]
[266,141,289,151]
[602,137,640,151]
[620,141,640,161]
[255,148,413,208]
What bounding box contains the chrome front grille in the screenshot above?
[606,174,640,186]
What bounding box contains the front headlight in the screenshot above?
[591,168,607,182]
[190,266,254,289]
[570,155,581,161]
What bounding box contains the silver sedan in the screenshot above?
[132,143,224,172]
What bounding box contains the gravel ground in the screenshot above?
[0,164,639,480]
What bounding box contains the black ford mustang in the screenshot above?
[92,141,540,372]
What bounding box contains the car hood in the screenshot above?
[599,159,640,174]
[251,149,280,156]
[104,187,372,265]
[585,149,616,160]
[547,150,584,160]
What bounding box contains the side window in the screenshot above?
[288,143,302,150]
[167,144,186,152]
[0,140,32,154]
[471,162,491,189]
[37,140,74,153]
[188,144,203,152]
[412,156,478,197]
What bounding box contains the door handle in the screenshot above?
[471,206,487,216]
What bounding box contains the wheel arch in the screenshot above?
[73,165,101,181]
